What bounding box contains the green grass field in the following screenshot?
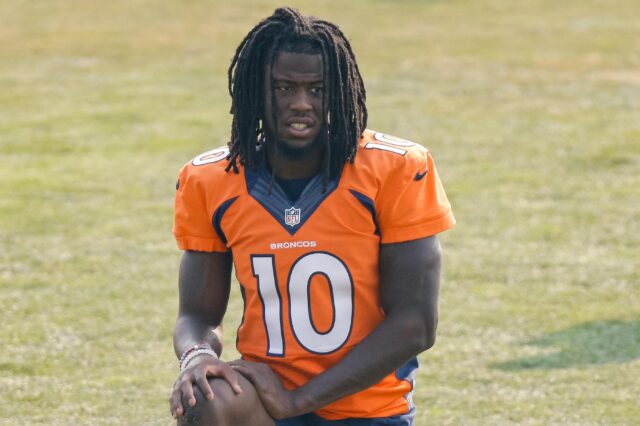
[1,0,638,424]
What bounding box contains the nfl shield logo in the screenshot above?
[284,207,301,227]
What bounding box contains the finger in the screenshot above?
[195,373,214,401]
[170,389,184,418]
[229,363,247,373]
[216,365,243,394]
[227,359,244,367]
[180,380,197,408]
[230,364,256,385]
[229,359,256,370]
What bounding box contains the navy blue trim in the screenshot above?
[395,357,419,383]
[235,284,246,350]
[275,407,415,425]
[245,166,339,236]
[276,175,315,202]
[211,197,238,244]
[349,190,380,235]
[396,357,419,411]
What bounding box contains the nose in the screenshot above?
[290,89,313,112]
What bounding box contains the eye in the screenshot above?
[275,84,292,92]
[311,86,324,95]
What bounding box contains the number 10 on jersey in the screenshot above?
[251,253,354,356]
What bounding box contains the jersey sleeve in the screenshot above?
[173,163,229,252]
[376,147,455,244]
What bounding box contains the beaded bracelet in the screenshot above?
[180,348,219,371]
[179,343,211,367]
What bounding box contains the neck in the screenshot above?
[266,140,324,180]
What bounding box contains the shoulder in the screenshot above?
[347,130,430,179]
[357,130,428,164]
[347,130,455,241]
[176,145,244,198]
[174,146,242,252]
[177,146,236,186]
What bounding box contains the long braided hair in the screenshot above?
[225,7,367,180]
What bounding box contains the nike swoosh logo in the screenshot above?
[414,169,428,181]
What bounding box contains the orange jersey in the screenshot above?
[173,130,455,419]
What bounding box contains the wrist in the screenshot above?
[179,346,219,371]
[288,389,318,417]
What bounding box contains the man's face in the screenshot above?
[263,51,325,160]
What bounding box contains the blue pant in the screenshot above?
[275,408,414,426]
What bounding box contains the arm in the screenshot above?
[232,235,442,418]
[173,250,232,357]
[170,250,243,418]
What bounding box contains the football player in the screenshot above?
[170,7,455,426]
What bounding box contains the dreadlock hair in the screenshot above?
[225,7,367,181]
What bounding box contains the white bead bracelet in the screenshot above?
[180,348,219,371]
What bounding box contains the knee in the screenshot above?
[179,375,271,426]
[179,378,235,425]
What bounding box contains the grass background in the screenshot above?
[1,0,638,424]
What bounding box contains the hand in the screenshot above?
[229,359,302,419]
[170,355,243,419]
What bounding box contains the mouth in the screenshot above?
[283,119,315,138]
[290,122,309,131]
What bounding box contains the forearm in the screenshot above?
[291,308,436,414]
[174,250,232,359]
[290,238,442,414]
[173,314,223,359]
